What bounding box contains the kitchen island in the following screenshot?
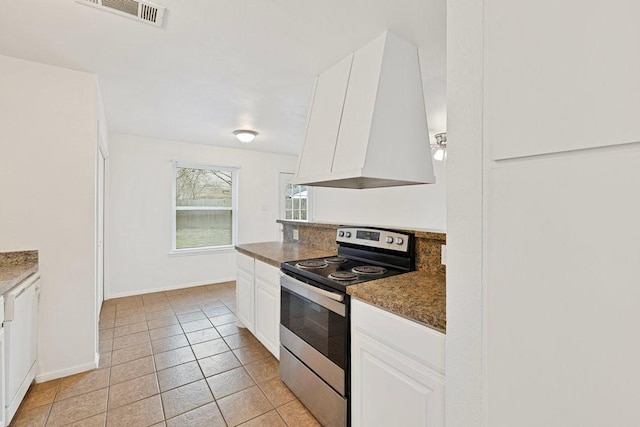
[0,250,38,296]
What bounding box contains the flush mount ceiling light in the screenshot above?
[432,132,447,161]
[233,130,258,143]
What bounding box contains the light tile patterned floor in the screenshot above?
[10,282,321,427]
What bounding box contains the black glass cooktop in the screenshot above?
[281,255,408,293]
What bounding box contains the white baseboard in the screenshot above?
[106,277,236,299]
[36,359,98,383]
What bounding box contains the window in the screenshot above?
[280,172,310,221]
[172,163,237,252]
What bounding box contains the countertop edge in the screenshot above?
[0,265,39,297]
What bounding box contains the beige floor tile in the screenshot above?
[244,356,280,383]
[142,293,170,306]
[99,318,115,330]
[157,361,204,392]
[69,412,106,426]
[154,346,196,370]
[145,308,175,320]
[106,394,164,427]
[108,373,159,409]
[217,385,273,426]
[99,338,114,353]
[113,321,148,338]
[180,318,213,333]
[203,305,231,318]
[151,334,189,354]
[115,296,144,310]
[99,327,115,340]
[99,352,112,368]
[198,351,242,377]
[191,338,230,359]
[111,342,153,366]
[19,379,60,411]
[110,355,156,385]
[171,304,201,315]
[55,368,110,402]
[276,399,321,427]
[115,306,146,319]
[147,315,179,330]
[232,342,272,365]
[209,313,237,327]
[177,310,206,323]
[9,403,50,427]
[185,327,222,345]
[206,366,256,399]
[223,332,259,350]
[161,379,213,419]
[47,388,108,427]
[115,313,147,327]
[215,323,244,337]
[199,300,224,310]
[149,324,184,341]
[258,377,295,407]
[165,402,226,427]
[112,330,150,351]
[239,410,287,427]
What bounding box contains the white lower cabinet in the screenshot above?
[351,299,445,427]
[235,252,280,359]
[236,252,255,333]
[254,261,281,358]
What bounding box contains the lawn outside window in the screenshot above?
[172,162,238,253]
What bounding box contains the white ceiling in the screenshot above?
[0,0,446,155]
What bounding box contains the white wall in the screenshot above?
[311,159,446,231]
[448,1,640,426]
[0,55,99,380]
[107,133,297,298]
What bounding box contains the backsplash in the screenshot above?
[278,220,446,278]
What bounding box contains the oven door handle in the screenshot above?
[281,275,345,302]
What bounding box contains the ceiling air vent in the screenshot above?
[76,0,165,27]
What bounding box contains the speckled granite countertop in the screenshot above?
[0,251,39,296]
[237,242,445,331]
[235,242,336,268]
[347,271,446,333]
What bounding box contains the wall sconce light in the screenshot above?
[234,130,258,143]
[432,132,447,161]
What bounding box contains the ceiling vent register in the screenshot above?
[76,0,165,27]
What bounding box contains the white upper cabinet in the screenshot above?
[295,31,435,189]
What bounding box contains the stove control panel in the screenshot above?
[336,227,411,253]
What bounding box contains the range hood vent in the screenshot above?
[294,32,435,189]
[76,0,165,27]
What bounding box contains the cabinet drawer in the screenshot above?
[236,252,255,274]
[352,299,445,372]
[255,260,281,286]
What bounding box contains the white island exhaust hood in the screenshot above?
[294,31,435,189]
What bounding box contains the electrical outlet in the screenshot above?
[293,229,299,241]
[441,244,447,265]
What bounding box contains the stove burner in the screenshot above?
[328,271,359,281]
[296,260,328,269]
[352,265,388,275]
[325,256,347,264]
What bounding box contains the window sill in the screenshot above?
[169,245,236,256]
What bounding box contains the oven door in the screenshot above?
[280,273,347,396]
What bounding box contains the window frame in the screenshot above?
[279,172,312,222]
[171,162,238,254]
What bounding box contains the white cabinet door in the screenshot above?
[254,261,281,359]
[236,252,255,333]
[351,299,445,427]
[295,54,353,181]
